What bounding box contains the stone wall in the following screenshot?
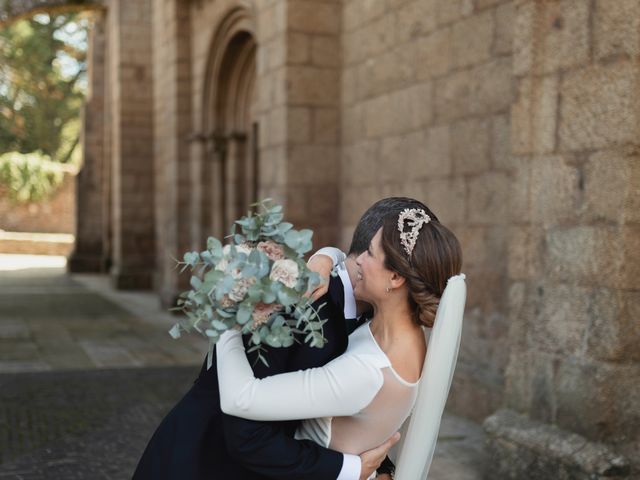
[339,0,515,421]
[0,172,76,234]
[488,0,640,476]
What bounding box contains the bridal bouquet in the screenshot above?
[169,199,326,366]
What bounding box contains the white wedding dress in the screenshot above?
[216,321,421,455]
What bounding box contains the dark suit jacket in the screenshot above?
[133,274,351,480]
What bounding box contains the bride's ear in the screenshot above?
[389,272,406,289]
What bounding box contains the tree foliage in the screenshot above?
[0,12,88,163]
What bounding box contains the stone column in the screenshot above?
[69,11,108,272]
[152,0,192,306]
[486,1,640,478]
[106,0,155,289]
[255,0,341,248]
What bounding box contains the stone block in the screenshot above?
[586,288,640,362]
[287,1,340,35]
[531,283,592,356]
[469,57,514,116]
[476,0,509,9]
[512,75,558,155]
[434,69,471,122]
[378,135,410,183]
[265,37,286,71]
[507,226,544,280]
[310,35,340,68]
[412,177,466,224]
[504,349,556,422]
[559,61,640,152]
[415,28,452,80]
[509,157,531,221]
[287,66,339,107]
[495,2,515,55]
[555,358,640,444]
[484,409,631,479]
[545,226,637,289]
[411,124,452,179]
[357,46,416,98]
[360,14,397,58]
[436,0,474,26]
[364,83,432,137]
[340,185,383,225]
[342,104,364,144]
[287,144,339,185]
[467,172,510,224]
[343,0,386,32]
[514,0,590,75]
[287,32,310,64]
[313,108,339,144]
[266,106,287,146]
[287,107,311,144]
[395,0,437,44]
[451,117,491,174]
[582,149,640,224]
[257,2,286,41]
[341,66,358,105]
[259,145,287,187]
[507,281,528,347]
[529,155,579,225]
[342,140,379,186]
[594,0,640,60]
[492,113,511,169]
[451,10,494,69]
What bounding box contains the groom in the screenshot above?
[133,197,437,480]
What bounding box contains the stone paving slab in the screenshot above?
[0,255,206,373]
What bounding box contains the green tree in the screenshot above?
[0,12,88,163]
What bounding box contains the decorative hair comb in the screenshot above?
[397,208,431,257]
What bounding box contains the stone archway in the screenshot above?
[201,7,258,239]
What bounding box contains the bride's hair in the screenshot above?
[380,215,462,328]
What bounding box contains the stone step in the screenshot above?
[0,231,74,256]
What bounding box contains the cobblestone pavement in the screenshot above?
[0,255,487,479]
[0,366,197,479]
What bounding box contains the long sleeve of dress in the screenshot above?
[216,330,383,421]
[309,247,346,269]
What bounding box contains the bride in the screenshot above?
[216,207,465,479]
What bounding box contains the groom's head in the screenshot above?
[347,197,439,257]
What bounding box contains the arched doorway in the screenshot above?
[201,8,257,239]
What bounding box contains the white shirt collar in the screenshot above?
[336,264,357,320]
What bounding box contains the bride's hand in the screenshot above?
[305,254,332,300]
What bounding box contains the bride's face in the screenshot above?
[354,229,393,304]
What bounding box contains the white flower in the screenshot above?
[216,244,253,277]
[229,276,256,302]
[269,259,299,289]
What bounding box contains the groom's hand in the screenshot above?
[359,432,401,480]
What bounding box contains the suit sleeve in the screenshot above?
[220,336,346,480]
[221,414,345,480]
